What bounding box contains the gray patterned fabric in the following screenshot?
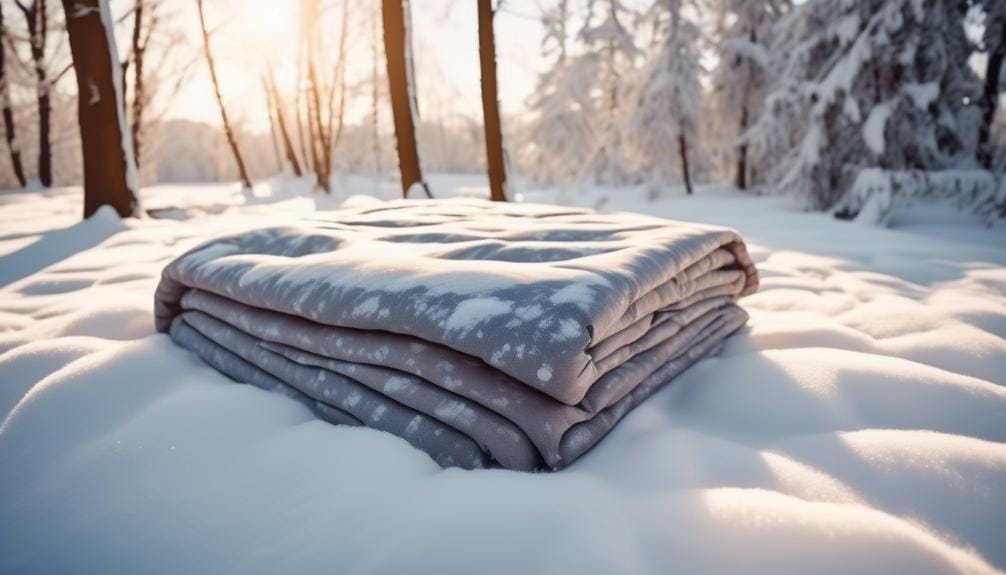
[154,199,759,470]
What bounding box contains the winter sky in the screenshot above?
[161,0,550,132]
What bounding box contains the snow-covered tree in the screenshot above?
[976,0,1006,169]
[522,0,594,184]
[753,0,982,211]
[624,0,703,195]
[710,0,789,189]
[577,0,640,185]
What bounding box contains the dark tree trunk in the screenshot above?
[382,0,429,198]
[678,134,693,196]
[0,3,27,187]
[735,25,755,190]
[978,17,1006,169]
[478,0,506,202]
[266,66,302,176]
[196,0,252,190]
[735,103,748,190]
[18,0,52,186]
[61,0,138,218]
[129,0,147,168]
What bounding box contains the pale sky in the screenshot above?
[155,0,550,133]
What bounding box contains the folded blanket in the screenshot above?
[155,199,759,470]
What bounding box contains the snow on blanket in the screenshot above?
[154,199,758,470]
[0,182,1005,574]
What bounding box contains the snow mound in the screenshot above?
[0,182,1004,574]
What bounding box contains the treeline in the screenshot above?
[1,0,1005,220]
[516,0,1006,219]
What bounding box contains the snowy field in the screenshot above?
[1,177,1005,574]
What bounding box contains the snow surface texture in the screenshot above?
[1,177,1005,574]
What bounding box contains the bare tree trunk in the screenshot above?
[304,0,330,193]
[371,0,381,175]
[16,0,52,186]
[262,75,282,172]
[678,134,693,196]
[0,3,27,187]
[304,65,322,187]
[735,102,748,190]
[196,0,251,190]
[328,0,349,155]
[735,26,754,190]
[294,32,309,175]
[61,0,138,218]
[129,0,150,168]
[382,0,429,198]
[606,0,620,117]
[978,17,1006,169]
[478,0,506,201]
[265,65,302,176]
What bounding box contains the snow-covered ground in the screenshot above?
[1,176,1004,574]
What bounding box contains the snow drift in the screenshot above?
[0,181,1003,574]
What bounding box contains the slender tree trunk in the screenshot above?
[0,3,27,187]
[61,0,138,218]
[294,33,309,174]
[266,66,302,176]
[735,102,748,190]
[329,0,349,154]
[678,134,693,196]
[371,0,381,175]
[304,0,330,193]
[35,0,51,187]
[19,0,52,186]
[129,0,146,168]
[262,75,282,172]
[606,0,620,116]
[978,17,1006,169]
[196,0,252,190]
[735,26,755,190]
[478,0,506,201]
[304,66,322,187]
[382,0,429,198]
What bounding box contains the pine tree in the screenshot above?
[523,0,594,185]
[710,0,788,189]
[753,0,981,210]
[577,0,639,185]
[977,0,1006,168]
[624,0,704,195]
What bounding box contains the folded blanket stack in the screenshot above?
[155,199,759,470]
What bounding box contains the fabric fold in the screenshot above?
[155,199,758,470]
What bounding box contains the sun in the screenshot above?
[232,0,300,51]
